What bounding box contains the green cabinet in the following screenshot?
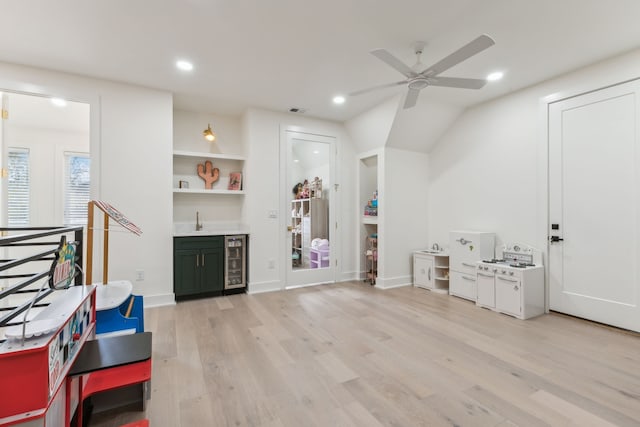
[174,236,224,299]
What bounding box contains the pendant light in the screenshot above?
[203,123,216,142]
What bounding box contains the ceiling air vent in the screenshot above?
[288,107,307,114]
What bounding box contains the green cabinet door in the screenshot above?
[201,247,224,293]
[174,248,201,297]
[174,236,225,300]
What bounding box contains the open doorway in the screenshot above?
[0,91,91,319]
[0,91,90,227]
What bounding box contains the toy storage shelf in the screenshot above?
[362,216,378,225]
[310,247,330,268]
[291,198,328,269]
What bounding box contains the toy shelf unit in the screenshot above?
[358,150,381,285]
[309,243,330,269]
[413,250,449,294]
[0,226,94,427]
[290,198,328,269]
[173,150,245,195]
[364,234,378,285]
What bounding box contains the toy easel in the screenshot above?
[86,200,144,335]
[86,200,142,285]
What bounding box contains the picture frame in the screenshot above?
[228,172,242,191]
[178,180,189,189]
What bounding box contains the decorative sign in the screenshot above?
[48,334,62,396]
[93,200,142,235]
[49,236,77,290]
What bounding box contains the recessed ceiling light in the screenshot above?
[176,60,193,71]
[51,98,67,107]
[486,71,504,82]
[313,150,320,154]
[333,95,346,104]
[294,159,299,163]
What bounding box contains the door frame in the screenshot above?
[539,73,640,312]
[279,125,339,290]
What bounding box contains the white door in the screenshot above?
[282,129,336,288]
[549,79,640,332]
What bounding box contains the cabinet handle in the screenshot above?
[462,262,475,268]
[462,275,475,281]
[477,272,494,278]
[428,267,431,281]
[196,254,199,267]
[456,238,473,245]
[497,276,518,283]
[202,254,205,266]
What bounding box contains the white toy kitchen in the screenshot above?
[475,243,544,320]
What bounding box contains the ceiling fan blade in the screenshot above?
[370,49,417,78]
[428,76,487,89]
[403,88,420,109]
[421,34,495,77]
[349,80,406,97]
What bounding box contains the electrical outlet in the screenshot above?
[135,269,145,281]
[268,210,278,219]
[268,259,275,269]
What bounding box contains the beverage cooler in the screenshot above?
[225,235,246,291]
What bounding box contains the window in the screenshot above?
[7,148,30,226]
[64,153,90,226]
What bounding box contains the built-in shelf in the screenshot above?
[173,188,245,195]
[173,149,245,194]
[173,150,246,161]
[362,216,378,225]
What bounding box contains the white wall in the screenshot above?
[428,48,640,255]
[378,147,429,288]
[345,96,399,153]
[173,110,242,155]
[387,99,463,153]
[243,108,357,293]
[0,61,174,307]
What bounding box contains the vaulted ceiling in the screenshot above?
[2,0,640,123]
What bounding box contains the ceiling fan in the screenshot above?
[350,34,496,109]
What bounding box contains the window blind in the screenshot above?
[64,153,90,226]
[7,148,30,226]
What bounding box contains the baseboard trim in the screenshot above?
[143,293,176,308]
[375,275,412,290]
[339,271,360,282]
[247,280,283,294]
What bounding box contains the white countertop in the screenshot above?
[173,222,250,237]
[414,249,449,256]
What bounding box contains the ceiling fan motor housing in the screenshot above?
[408,78,429,90]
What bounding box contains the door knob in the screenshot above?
[287,225,293,232]
[549,235,564,242]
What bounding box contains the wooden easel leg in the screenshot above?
[103,212,109,285]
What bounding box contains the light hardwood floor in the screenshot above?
[90,282,640,427]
